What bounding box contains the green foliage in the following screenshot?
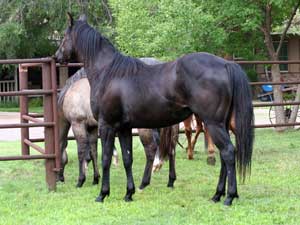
[110,0,227,60]
[0,0,113,59]
[110,0,300,61]
[0,0,299,62]
[0,100,19,108]
[245,68,258,82]
[29,97,43,107]
[0,22,24,58]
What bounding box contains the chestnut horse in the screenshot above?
[184,114,236,164]
[55,14,254,206]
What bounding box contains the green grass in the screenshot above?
[0,106,43,113]
[0,98,43,113]
[1,129,300,225]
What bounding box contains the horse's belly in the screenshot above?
[127,106,192,128]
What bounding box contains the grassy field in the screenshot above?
[0,129,300,225]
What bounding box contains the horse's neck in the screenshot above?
[79,46,116,74]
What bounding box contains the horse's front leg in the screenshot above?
[118,127,135,202]
[95,125,115,202]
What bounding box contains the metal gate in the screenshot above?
[0,58,59,191]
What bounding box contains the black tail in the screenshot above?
[159,124,179,160]
[226,63,254,182]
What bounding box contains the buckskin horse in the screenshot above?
[58,67,178,189]
[54,14,254,206]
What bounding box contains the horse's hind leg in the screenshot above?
[211,154,226,202]
[87,126,100,185]
[138,129,158,190]
[139,143,156,189]
[58,117,71,182]
[183,116,194,159]
[204,129,216,165]
[72,122,89,188]
[167,146,176,188]
[191,116,203,152]
[206,123,238,206]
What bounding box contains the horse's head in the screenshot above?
[54,13,87,64]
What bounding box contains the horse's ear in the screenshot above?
[79,14,87,22]
[67,12,74,27]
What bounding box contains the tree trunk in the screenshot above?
[288,84,300,125]
[271,64,286,131]
[260,2,300,132]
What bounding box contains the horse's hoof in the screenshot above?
[95,195,105,203]
[207,156,216,166]
[167,178,175,188]
[124,195,133,202]
[57,175,65,182]
[188,155,194,160]
[95,190,110,202]
[152,163,163,172]
[76,177,85,188]
[211,195,221,203]
[211,192,225,203]
[167,183,174,188]
[224,194,239,206]
[92,176,100,185]
[139,182,149,190]
[92,180,99,185]
[224,198,233,206]
[76,183,83,188]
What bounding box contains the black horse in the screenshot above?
[55,14,254,206]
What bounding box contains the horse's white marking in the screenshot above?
[82,160,88,175]
[152,149,164,172]
[112,149,119,167]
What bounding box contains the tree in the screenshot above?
[0,0,114,59]
[109,0,228,60]
[0,0,115,79]
[202,0,300,131]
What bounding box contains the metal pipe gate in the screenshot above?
[0,58,59,191]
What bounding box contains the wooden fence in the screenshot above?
[0,74,18,103]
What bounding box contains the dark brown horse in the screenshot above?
[58,67,178,189]
[55,14,254,206]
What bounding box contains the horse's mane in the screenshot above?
[58,68,87,107]
[73,21,115,65]
[72,21,154,89]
